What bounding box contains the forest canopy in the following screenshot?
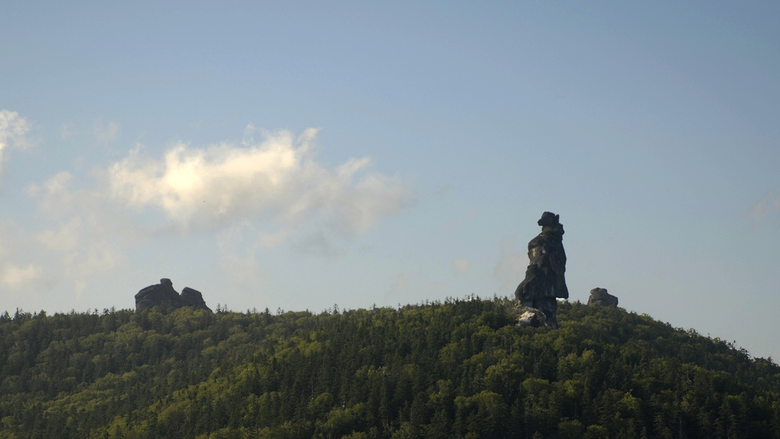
[1,298,779,438]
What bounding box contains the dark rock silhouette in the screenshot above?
[587,287,618,306]
[180,287,209,309]
[514,212,569,329]
[135,278,212,313]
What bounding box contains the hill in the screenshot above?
[1,299,779,438]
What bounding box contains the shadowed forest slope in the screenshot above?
[1,299,779,438]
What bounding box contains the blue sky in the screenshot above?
[2,2,780,359]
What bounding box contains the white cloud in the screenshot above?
[23,172,129,297]
[749,188,780,228]
[216,222,264,290]
[0,222,48,292]
[1,264,43,289]
[453,258,469,275]
[77,239,121,277]
[92,118,120,143]
[0,110,35,178]
[10,125,413,305]
[258,230,293,248]
[0,110,34,151]
[27,171,81,217]
[494,237,528,293]
[37,218,81,254]
[1,208,122,298]
[106,127,413,235]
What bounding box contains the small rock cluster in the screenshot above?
[135,278,212,313]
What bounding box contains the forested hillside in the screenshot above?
[1,299,779,438]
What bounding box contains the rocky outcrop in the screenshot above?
[180,287,209,309]
[514,212,568,329]
[135,278,212,313]
[587,288,618,306]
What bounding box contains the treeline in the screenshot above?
[1,299,779,438]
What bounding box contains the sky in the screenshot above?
[2,2,780,359]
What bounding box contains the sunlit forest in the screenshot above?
[1,298,779,438]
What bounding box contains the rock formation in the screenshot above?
[516,307,548,328]
[135,278,212,313]
[514,212,568,329]
[587,287,618,306]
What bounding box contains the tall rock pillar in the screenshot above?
[514,212,569,328]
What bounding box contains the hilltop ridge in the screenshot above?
[1,299,778,438]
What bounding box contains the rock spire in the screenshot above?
[514,212,568,328]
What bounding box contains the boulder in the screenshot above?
[587,288,618,307]
[516,307,547,328]
[135,278,212,313]
[514,212,569,329]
